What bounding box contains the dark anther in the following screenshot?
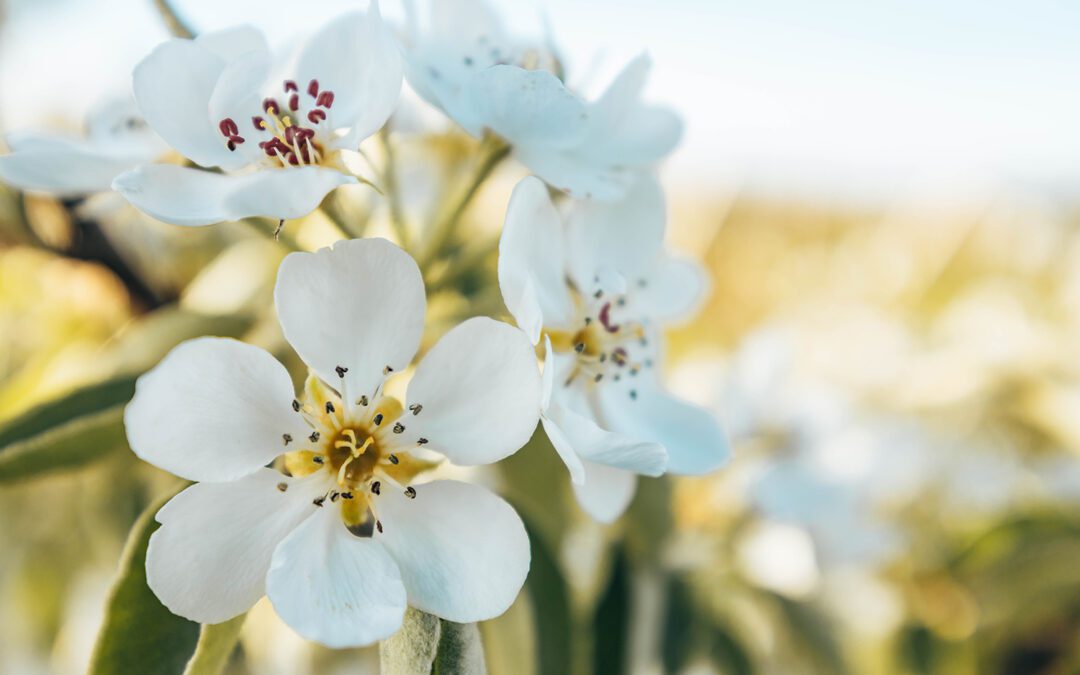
[371,481,381,495]
[218,118,239,137]
[594,289,603,299]
[599,353,608,363]
[393,422,405,434]
[376,520,383,533]
[274,219,285,239]
[283,433,293,445]
[341,491,354,499]
[388,454,399,464]
[404,486,417,499]
[330,491,340,502]
[307,79,319,97]
[284,80,298,92]
[594,374,603,382]
[383,365,394,375]
[358,395,369,406]
[373,413,384,426]
[313,496,326,507]
[308,109,327,124]
[226,140,236,152]
[313,456,325,464]
[574,342,585,353]
[316,91,335,108]
[252,115,266,130]
[309,431,320,442]
[584,317,593,325]
[277,482,288,492]
[629,389,638,400]
[263,98,280,114]
[409,404,423,416]
[417,438,429,446]
[335,365,348,378]
[288,93,299,111]
[325,401,336,414]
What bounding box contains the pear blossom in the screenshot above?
[404,0,681,200]
[499,175,728,521]
[0,96,167,197]
[112,5,402,227]
[125,238,539,647]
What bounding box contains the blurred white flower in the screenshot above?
[125,238,539,647]
[0,96,166,197]
[404,0,681,200]
[499,175,727,522]
[113,5,402,226]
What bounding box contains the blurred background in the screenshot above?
[2,0,1080,674]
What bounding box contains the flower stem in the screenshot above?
[151,0,195,38]
[417,135,510,269]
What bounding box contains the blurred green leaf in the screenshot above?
[89,486,199,675]
[0,379,133,483]
[520,519,573,675]
[183,614,246,675]
[481,592,538,675]
[592,545,630,675]
[771,593,848,675]
[381,608,441,674]
[663,575,755,675]
[433,620,487,675]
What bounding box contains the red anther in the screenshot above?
[307,79,319,97]
[218,118,239,137]
[296,128,315,140]
[284,80,298,92]
[612,347,629,366]
[251,116,266,131]
[263,98,280,114]
[226,139,236,151]
[307,109,327,124]
[598,302,620,333]
[288,93,300,111]
[316,91,334,108]
[230,135,245,145]
[283,126,296,143]
[287,152,300,165]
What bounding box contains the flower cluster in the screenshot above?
[0,0,727,649]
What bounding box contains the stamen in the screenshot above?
[252,116,266,131]
[282,433,293,445]
[316,91,335,108]
[307,79,319,97]
[325,401,335,414]
[383,365,394,375]
[292,399,301,412]
[335,365,348,378]
[307,109,327,124]
[288,93,299,111]
[277,482,288,492]
[373,413,384,426]
[404,486,417,499]
[371,481,381,495]
[313,495,326,507]
[409,404,423,416]
[393,422,405,434]
[313,456,325,465]
[284,80,298,93]
[358,395,369,406]
[417,437,429,446]
[388,454,399,464]
[376,520,383,533]
[263,98,280,115]
[309,431,320,442]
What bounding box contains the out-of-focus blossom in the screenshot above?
[403,0,680,200]
[499,175,726,522]
[113,5,402,226]
[0,97,167,197]
[124,239,539,646]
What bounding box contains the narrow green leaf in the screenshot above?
[480,592,538,675]
[592,546,630,675]
[0,376,135,449]
[433,620,486,675]
[89,487,199,675]
[520,519,573,675]
[0,405,127,483]
[183,614,246,675]
[380,607,441,674]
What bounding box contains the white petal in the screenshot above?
[598,381,730,475]
[565,173,665,288]
[631,255,709,324]
[545,398,666,476]
[572,461,636,523]
[125,337,305,482]
[195,25,269,62]
[465,66,588,146]
[513,141,633,201]
[0,137,141,196]
[266,504,406,648]
[133,39,244,169]
[541,415,586,485]
[113,164,356,226]
[498,176,575,339]
[400,318,540,466]
[146,469,324,624]
[275,238,425,403]
[208,50,272,166]
[589,53,652,129]
[296,5,403,147]
[375,480,530,623]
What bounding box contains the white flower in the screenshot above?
[112,6,402,227]
[125,238,540,647]
[498,175,728,522]
[0,96,167,197]
[404,0,681,200]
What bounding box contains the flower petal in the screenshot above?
[572,461,636,523]
[125,337,305,482]
[275,238,426,404]
[464,66,588,146]
[0,135,142,196]
[133,38,244,169]
[630,254,709,324]
[565,173,666,289]
[375,480,530,623]
[195,25,269,62]
[598,380,730,475]
[296,5,403,147]
[209,50,272,166]
[498,176,576,340]
[513,141,633,201]
[541,415,586,485]
[112,164,356,226]
[266,504,406,648]
[545,398,666,476]
[146,469,324,624]
[399,317,540,466]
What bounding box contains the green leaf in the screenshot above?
[183,614,246,675]
[521,519,573,675]
[432,620,486,675]
[89,487,200,675]
[0,400,128,483]
[592,545,630,675]
[380,608,441,674]
[0,376,135,449]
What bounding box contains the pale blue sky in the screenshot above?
[3,0,1079,203]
